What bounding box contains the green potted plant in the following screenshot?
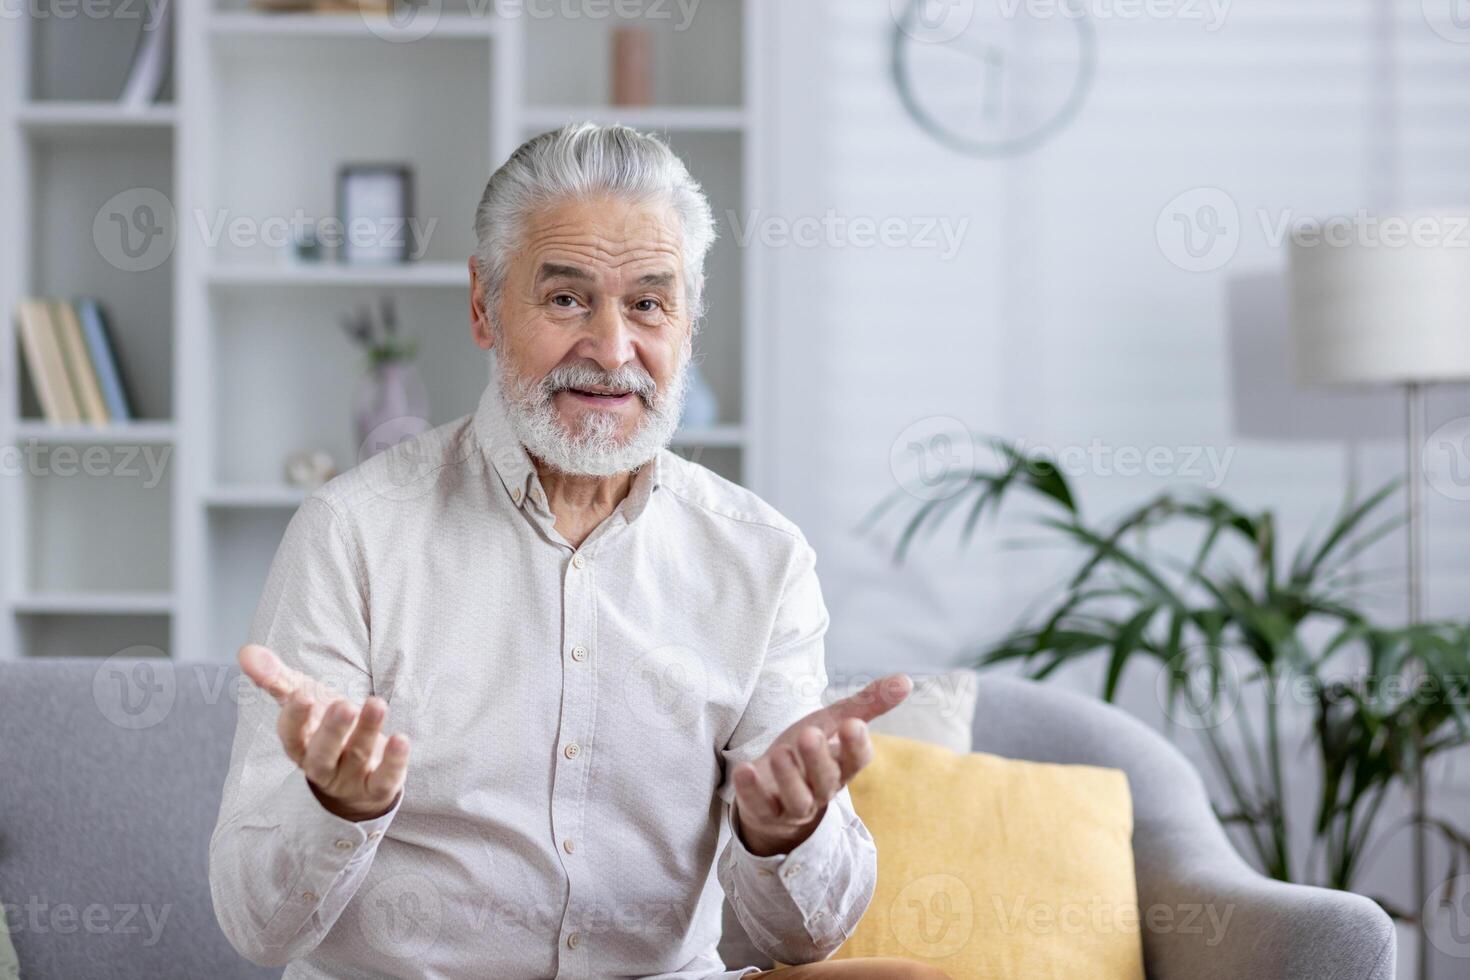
[867,439,1470,939]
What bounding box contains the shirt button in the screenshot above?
[571,553,586,569]
[563,838,576,854]
[566,932,580,949]
[564,742,581,760]
[334,839,353,850]
[511,487,522,503]
[368,831,381,841]
[302,891,318,903]
[570,644,587,662]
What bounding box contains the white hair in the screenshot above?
[473,122,717,330]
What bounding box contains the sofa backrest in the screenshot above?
[0,658,280,980]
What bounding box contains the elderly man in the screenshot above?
[209,124,947,980]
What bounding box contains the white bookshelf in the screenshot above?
[2,1,770,662]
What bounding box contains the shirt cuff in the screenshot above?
[729,796,846,922]
[269,772,399,909]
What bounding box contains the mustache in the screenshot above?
[537,363,660,404]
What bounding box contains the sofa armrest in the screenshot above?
[1139,846,1395,980]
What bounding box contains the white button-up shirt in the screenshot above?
[208,384,877,979]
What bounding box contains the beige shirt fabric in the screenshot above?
[208,383,877,979]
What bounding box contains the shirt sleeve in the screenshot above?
[208,493,398,968]
[715,535,878,965]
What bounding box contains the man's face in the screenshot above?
[471,194,693,475]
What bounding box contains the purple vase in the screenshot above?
[354,360,431,463]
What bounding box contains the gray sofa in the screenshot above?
[0,659,1395,979]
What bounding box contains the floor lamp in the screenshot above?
[1288,225,1470,980]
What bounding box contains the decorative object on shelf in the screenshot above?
[286,224,326,264]
[1288,223,1470,980]
[868,445,1470,970]
[611,27,655,107]
[283,449,339,489]
[119,0,173,111]
[341,295,430,461]
[12,298,132,426]
[337,164,415,265]
[679,361,719,429]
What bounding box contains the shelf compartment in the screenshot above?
[204,484,311,509]
[209,33,492,267]
[16,612,171,660]
[18,102,177,142]
[22,451,173,595]
[209,11,504,40]
[523,0,742,108]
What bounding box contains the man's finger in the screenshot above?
[338,697,387,784]
[238,644,309,705]
[277,689,317,763]
[771,747,815,821]
[302,699,359,787]
[366,734,411,801]
[811,673,913,732]
[833,717,873,783]
[797,727,841,803]
[732,762,780,824]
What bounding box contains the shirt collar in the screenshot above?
[471,383,664,524]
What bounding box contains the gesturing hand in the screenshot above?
[731,674,912,857]
[237,643,410,823]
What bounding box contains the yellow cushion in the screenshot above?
[829,733,1144,980]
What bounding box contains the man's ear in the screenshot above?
[469,256,494,350]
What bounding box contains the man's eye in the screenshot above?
[551,294,579,308]
[633,298,661,313]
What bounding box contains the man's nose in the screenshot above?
[578,301,637,372]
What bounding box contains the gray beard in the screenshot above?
[492,352,690,478]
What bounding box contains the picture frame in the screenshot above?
[336,163,415,264]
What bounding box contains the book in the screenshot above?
[52,300,111,426]
[14,300,81,424]
[76,299,134,423]
[119,0,171,111]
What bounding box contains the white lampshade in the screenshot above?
[1288,217,1470,385]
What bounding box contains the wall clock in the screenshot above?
[890,0,1097,157]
